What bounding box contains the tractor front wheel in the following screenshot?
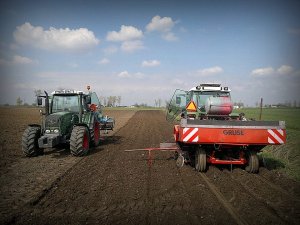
[70,126,90,156]
[22,126,42,157]
[245,151,259,173]
[195,147,207,172]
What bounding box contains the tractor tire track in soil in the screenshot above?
[1,110,300,225]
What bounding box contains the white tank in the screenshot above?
[205,96,233,115]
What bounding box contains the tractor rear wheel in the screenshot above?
[70,126,90,156]
[22,126,42,157]
[195,147,207,172]
[245,151,259,173]
[90,121,100,147]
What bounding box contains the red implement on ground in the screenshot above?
[167,83,286,173]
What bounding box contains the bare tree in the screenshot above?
[112,96,117,107]
[16,97,23,106]
[117,96,121,106]
[107,96,112,107]
[34,89,42,97]
[158,98,162,108]
[103,97,107,106]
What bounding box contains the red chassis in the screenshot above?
[174,119,286,166]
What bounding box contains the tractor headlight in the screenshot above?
[53,129,59,134]
[45,129,51,134]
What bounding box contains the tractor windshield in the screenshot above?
[51,95,80,113]
[191,91,230,111]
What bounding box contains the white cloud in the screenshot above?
[13,55,37,64]
[0,55,37,65]
[197,66,223,76]
[117,71,145,79]
[98,58,110,65]
[146,15,178,41]
[106,25,143,42]
[162,32,178,41]
[118,71,131,78]
[13,22,99,52]
[277,65,293,75]
[121,40,144,52]
[251,65,294,77]
[251,67,274,77]
[106,25,144,53]
[142,60,160,67]
[146,15,175,33]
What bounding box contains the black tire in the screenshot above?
[90,121,100,147]
[245,151,259,173]
[174,151,179,160]
[195,147,207,172]
[176,154,185,168]
[22,126,42,157]
[70,126,90,156]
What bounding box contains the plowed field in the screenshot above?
[0,108,299,225]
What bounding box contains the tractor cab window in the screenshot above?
[51,95,80,113]
[193,91,230,111]
[90,92,100,106]
[89,92,103,113]
[166,89,187,122]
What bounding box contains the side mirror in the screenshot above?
[37,97,43,106]
[85,95,91,104]
[176,96,181,105]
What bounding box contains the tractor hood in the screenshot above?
[45,112,78,135]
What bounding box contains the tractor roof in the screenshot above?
[51,90,86,95]
[190,83,231,92]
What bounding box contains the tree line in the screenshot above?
[98,96,121,107]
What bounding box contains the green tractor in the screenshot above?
[22,88,114,157]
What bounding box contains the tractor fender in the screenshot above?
[174,125,180,142]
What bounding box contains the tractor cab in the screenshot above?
[167,83,234,121]
[51,92,83,113]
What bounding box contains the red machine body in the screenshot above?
[167,84,286,173]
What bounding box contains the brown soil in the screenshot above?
[0,107,136,224]
[0,108,299,225]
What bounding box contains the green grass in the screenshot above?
[234,107,300,130]
[234,107,300,181]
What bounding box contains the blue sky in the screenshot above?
[0,0,299,106]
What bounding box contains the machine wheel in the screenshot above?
[22,126,42,157]
[174,151,179,160]
[195,147,207,172]
[70,126,90,156]
[90,121,100,147]
[176,154,185,168]
[245,151,259,173]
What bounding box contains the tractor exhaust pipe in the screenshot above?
[44,91,49,116]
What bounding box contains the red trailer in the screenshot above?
[167,83,286,173]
